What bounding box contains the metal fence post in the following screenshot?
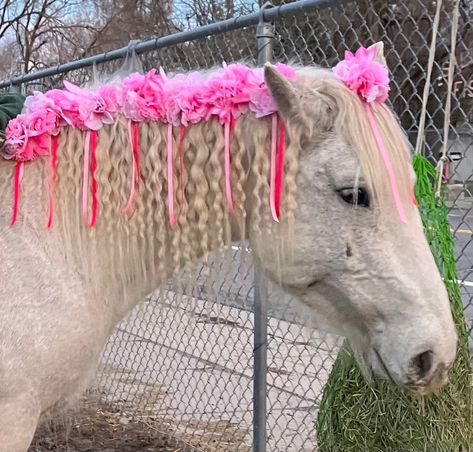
[257,3,275,66]
[253,4,274,452]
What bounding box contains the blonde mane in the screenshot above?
[0,67,414,306]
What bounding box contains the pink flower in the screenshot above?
[249,87,277,118]
[120,69,166,121]
[62,81,115,130]
[22,91,62,134]
[45,88,82,128]
[4,114,50,161]
[23,91,59,116]
[26,108,59,137]
[97,84,120,115]
[204,64,255,124]
[273,63,297,81]
[23,132,50,160]
[332,46,390,103]
[5,116,28,154]
[173,72,209,126]
[249,63,297,117]
[161,73,188,126]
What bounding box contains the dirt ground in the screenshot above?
[28,403,183,452]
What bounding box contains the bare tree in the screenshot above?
[10,0,99,73]
[174,0,255,28]
[87,0,176,54]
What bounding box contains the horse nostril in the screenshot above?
[412,350,434,380]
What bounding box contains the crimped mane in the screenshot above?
[51,112,277,303]
[0,65,413,304]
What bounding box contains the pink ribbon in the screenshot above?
[47,134,59,228]
[269,113,279,222]
[177,125,186,223]
[365,104,407,223]
[275,118,286,219]
[82,130,91,224]
[81,130,98,227]
[224,118,236,213]
[167,123,176,228]
[122,120,139,217]
[11,161,24,226]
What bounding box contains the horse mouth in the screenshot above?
[373,348,397,385]
[404,365,450,395]
[373,349,451,394]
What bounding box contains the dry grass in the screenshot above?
[29,401,183,452]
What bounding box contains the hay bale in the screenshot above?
[316,155,473,452]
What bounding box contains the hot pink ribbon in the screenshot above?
[89,130,98,228]
[133,121,140,189]
[365,104,407,223]
[167,123,176,228]
[47,134,59,228]
[275,118,286,219]
[11,161,24,226]
[224,118,236,213]
[269,113,279,222]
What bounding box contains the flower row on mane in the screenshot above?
[4,63,296,162]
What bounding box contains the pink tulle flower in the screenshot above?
[120,69,165,121]
[26,108,59,137]
[4,116,28,157]
[23,91,59,116]
[45,88,82,128]
[332,46,390,103]
[205,64,255,124]
[175,72,209,126]
[97,84,120,115]
[23,132,50,160]
[273,63,297,81]
[249,63,297,117]
[161,73,189,126]
[5,114,50,161]
[22,91,62,136]
[61,81,115,130]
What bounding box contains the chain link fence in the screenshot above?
[3,0,473,451]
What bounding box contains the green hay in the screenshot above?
[316,154,473,452]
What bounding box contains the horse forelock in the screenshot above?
[295,67,414,214]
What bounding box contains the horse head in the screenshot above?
[251,51,457,394]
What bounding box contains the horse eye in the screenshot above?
[338,188,370,207]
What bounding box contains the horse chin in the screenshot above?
[404,366,451,396]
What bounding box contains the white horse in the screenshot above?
[0,58,457,450]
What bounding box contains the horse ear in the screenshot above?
[264,63,299,118]
[368,41,387,67]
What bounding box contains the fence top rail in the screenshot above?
[0,0,348,90]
